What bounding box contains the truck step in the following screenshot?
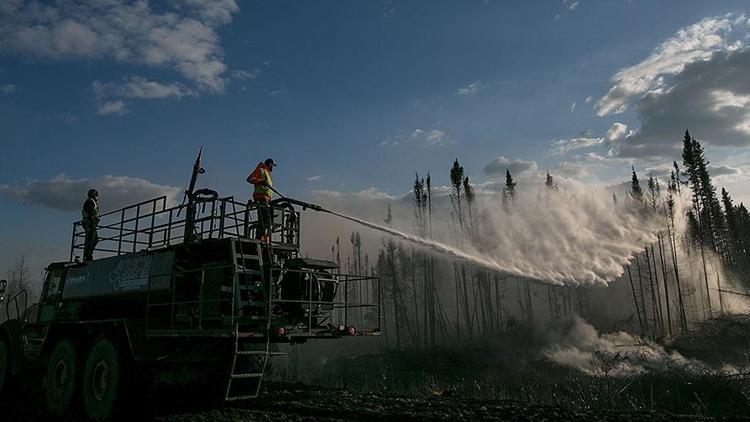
[236,350,267,356]
[236,350,286,356]
[225,394,258,401]
[221,285,262,293]
[234,316,268,322]
[231,372,263,379]
[235,268,261,275]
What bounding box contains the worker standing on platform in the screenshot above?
[247,158,276,243]
[81,188,100,262]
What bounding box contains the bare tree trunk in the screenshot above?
[698,241,713,318]
[410,249,420,348]
[649,245,665,335]
[627,265,644,333]
[461,265,473,336]
[454,264,460,336]
[711,255,724,313]
[524,282,534,321]
[635,255,649,334]
[430,257,436,346]
[656,236,673,336]
[667,219,688,331]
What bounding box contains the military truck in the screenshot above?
[0,151,380,420]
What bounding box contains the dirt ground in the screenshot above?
[7,315,750,421]
[153,383,713,422]
[1,382,714,421]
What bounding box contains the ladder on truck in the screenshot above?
[224,238,279,401]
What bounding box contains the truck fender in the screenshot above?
[41,321,136,363]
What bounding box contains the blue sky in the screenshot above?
[2,0,750,276]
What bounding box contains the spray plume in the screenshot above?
[313,181,664,287]
[325,209,526,278]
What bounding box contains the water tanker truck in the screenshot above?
[0,151,380,419]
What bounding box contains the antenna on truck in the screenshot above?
[180,147,206,243]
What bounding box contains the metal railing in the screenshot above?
[143,264,380,336]
[145,265,236,333]
[70,196,301,261]
[4,289,28,321]
[269,268,381,335]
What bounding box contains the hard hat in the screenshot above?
[264,158,277,167]
[87,189,99,198]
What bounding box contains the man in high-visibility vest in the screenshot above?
[247,158,277,242]
[81,188,101,262]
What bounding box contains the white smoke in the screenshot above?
[544,317,744,377]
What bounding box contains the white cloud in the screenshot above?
[555,161,589,179]
[94,77,194,100]
[96,100,128,116]
[0,174,181,212]
[458,81,481,96]
[0,83,14,95]
[562,0,579,11]
[382,128,450,147]
[708,164,742,177]
[582,152,617,163]
[570,102,577,112]
[312,187,396,202]
[551,123,630,156]
[710,89,750,116]
[605,122,629,141]
[0,0,239,93]
[596,14,747,116]
[424,129,446,145]
[307,175,321,182]
[231,69,261,81]
[483,156,538,178]
[585,96,593,104]
[91,76,195,113]
[551,136,603,155]
[176,0,239,25]
[618,47,750,158]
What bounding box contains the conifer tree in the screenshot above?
[463,176,475,232]
[449,159,465,231]
[545,171,557,190]
[630,167,643,203]
[502,168,517,212]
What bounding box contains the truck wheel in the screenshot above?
[82,339,121,421]
[44,339,78,416]
[0,335,10,396]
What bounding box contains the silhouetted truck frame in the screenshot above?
[0,187,380,420]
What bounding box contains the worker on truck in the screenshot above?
[247,158,276,243]
[81,188,100,262]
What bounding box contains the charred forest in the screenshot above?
[274,130,750,418]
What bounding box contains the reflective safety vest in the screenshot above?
[249,162,273,201]
[82,198,100,222]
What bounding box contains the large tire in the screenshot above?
[82,339,121,421]
[0,335,10,396]
[44,339,78,416]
